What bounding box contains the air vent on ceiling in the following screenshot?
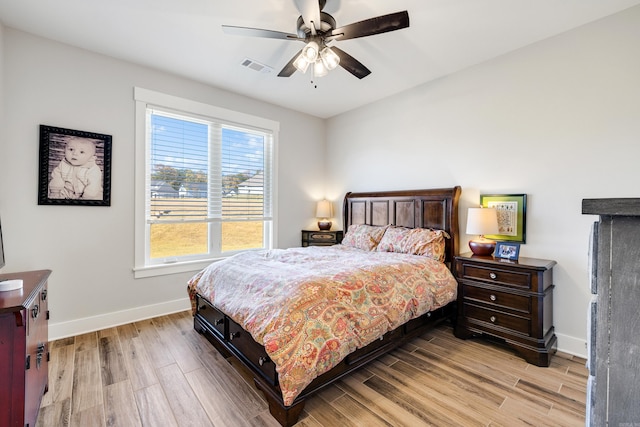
[241,58,273,74]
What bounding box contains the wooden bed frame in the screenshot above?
[193,186,461,426]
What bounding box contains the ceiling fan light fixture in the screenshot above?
[293,53,310,73]
[320,47,340,71]
[313,59,328,78]
[301,41,319,63]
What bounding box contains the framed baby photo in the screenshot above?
[495,241,521,261]
[38,125,112,206]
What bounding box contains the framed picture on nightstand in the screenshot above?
[480,194,527,243]
[495,241,520,260]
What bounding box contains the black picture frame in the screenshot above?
[38,125,112,206]
[495,241,521,261]
[480,194,527,243]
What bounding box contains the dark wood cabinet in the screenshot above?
[453,254,556,367]
[583,198,640,426]
[301,230,343,247]
[0,270,51,427]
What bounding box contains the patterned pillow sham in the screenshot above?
[377,226,449,262]
[341,224,388,251]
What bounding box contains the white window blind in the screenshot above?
[146,110,273,224]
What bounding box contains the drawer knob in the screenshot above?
[489,272,497,280]
[41,289,48,301]
[214,318,224,326]
[490,316,496,323]
[259,356,269,366]
[31,304,40,319]
[229,331,240,340]
[490,294,497,301]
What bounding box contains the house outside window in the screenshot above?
[134,88,279,278]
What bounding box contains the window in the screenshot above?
[134,88,278,277]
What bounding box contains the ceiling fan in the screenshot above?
[222,0,409,79]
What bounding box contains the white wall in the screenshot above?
[0,29,326,339]
[326,6,640,357]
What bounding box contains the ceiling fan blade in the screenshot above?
[294,0,322,31]
[328,11,409,41]
[331,46,371,79]
[277,50,303,77]
[222,25,301,41]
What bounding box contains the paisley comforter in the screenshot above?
[187,244,457,406]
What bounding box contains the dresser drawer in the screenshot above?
[196,296,226,338]
[460,264,531,290]
[228,319,277,386]
[462,285,530,314]
[463,304,530,336]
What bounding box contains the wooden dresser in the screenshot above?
[0,270,51,427]
[583,198,640,426]
[453,253,556,367]
[301,230,343,247]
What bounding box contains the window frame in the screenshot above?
[133,87,279,278]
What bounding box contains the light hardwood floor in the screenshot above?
[36,311,587,426]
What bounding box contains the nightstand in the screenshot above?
[301,230,343,247]
[453,253,557,367]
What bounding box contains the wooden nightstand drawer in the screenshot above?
[309,232,335,242]
[460,264,531,290]
[301,230,343,247]
[463,304,530,336]
[462,284,530,314]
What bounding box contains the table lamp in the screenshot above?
[316,200,333,230]
[466,207,499,256]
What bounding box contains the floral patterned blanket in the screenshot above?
[187,245,457,406]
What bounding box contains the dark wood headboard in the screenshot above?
[343,187,462,264]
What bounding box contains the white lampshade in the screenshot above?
[293,53,310,73]
[320,47,340,70]
[316,200,333,219]
[313,59,328,77]
[301,41,319,63]
[466,207,499,236]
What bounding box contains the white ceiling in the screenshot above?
[1,0,639,118]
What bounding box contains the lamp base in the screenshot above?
[469,238,496,256]
[318,221,332,231]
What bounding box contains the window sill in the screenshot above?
[133,258,222,279]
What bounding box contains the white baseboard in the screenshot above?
[556,332,587,359]
[49,297,192,341]
[49,300,590,361]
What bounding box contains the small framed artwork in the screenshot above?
[480,194,527,243]
[495,241,521,261]
[38,125,112,206]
